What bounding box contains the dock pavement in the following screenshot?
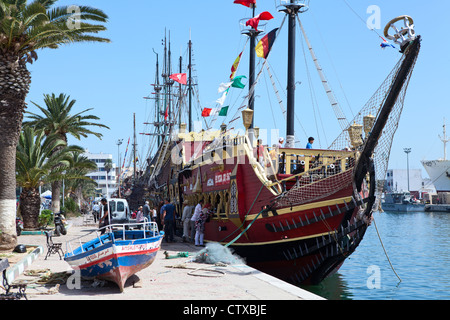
[8,216,324,301]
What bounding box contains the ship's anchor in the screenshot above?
[384,15,416,52]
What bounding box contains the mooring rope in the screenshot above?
[372,216,402,283]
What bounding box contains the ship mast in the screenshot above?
[439,118,449,160]
[188,32,193,132]
[279,0,307,148]
[241,4,261,130]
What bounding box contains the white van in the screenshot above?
[107,198,130,224]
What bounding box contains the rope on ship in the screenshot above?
[373,216,402,283]
[218,181,270,247]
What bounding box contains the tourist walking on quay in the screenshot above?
[195,203,211,247]
[99,198,110,235]
[181,200,193,242]
[162,198,176,243]
[136,206,144,227]
[191,199,203,243]
[143,201,151,222]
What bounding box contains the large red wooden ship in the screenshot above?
[132,1,421,286]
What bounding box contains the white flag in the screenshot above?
[216,90,228,106]
[218,82,232,93]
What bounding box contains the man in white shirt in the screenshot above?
[190,199,203,243]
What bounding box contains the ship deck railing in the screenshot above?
[265,147,357,189]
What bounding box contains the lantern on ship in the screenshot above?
[363,114,376,138]
[242,107,254,132]
[347,122,363,148]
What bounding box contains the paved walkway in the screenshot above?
[11,216,324,300]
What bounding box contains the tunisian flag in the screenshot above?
[233,0,256,8]
[169,73,187,85]
[245,11,274,30]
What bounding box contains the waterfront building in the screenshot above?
[83,151,118,198]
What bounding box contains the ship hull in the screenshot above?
[421,160,450,193]
[176,148,373,285]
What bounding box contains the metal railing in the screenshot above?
[65,220,161,257]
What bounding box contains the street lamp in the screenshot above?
[404,147,411,191]
[116,139,123,197]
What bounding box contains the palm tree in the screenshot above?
[24,93,109,215]
[16,126,82,230]
[0,0,109,249]
[103,158,113,198]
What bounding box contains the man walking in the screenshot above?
[161,198,176,243]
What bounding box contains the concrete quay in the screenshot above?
[9,216,324,301]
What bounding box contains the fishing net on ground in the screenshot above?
[192,243,245,265]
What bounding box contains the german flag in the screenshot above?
[255,28,278,59]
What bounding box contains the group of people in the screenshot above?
[277,136,315,149]
[133,201,157,225]
[157,198,212,246]
[90,197,213,246]
[181,199,211,247]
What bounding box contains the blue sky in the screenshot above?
[25,0,449,179]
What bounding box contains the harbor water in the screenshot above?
[303,210,450,300]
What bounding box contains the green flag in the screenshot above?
[219,106,229,116]
[231,75,247,89]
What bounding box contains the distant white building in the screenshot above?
[83,151,118,198]
[385,168,435,196]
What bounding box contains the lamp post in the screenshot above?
[404,147,411,191]
[116,139,123,197]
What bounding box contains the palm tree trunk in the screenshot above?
[19,188,41,230]
[0,54,31,250]
[51,180,62,214]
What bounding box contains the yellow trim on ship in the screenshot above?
[245,196,353,221]
[216,231,337,247]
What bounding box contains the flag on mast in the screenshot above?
[245,11,274,31]
[169,73,187,85]
[233,0,256,8]
[255,28,279,59]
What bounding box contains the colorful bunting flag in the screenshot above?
[255,28,279,59]
[230,51,243,80]
[202,106,229,117]
[216,90,228,106]
[246,11,274,31]
[233,0,256,8]
[219,106,229,116]
[202,108,213,117]
[169,73,187,85]
[380,37,395,49]
[218,81,233,93]
[231,75,247,89]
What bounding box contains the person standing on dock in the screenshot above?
[99,198,110,235]
[181,200,192,242]
[162,198,176,243]
[143,201,151,222]
[191,199,203,243]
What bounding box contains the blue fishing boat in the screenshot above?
[64,221,164,292]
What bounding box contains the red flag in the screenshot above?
[233,0,256,8]
[201,108,212,117]
[164,106,169,120]
[245,11,274,30]
[169,73,187,85]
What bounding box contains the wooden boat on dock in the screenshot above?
[64,222,164,292]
